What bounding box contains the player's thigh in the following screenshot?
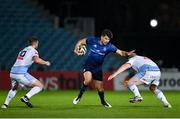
[25,73,43,88]
[91,68,103,81]
[83,71,93,84]
[134,79,144,86]
[128,75,144,86]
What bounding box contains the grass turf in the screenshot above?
[0,90,179,118]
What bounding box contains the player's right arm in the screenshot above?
[108,63,131,81]
[108,57,135,81]
[33,56,50,66]
[74,38,87,56]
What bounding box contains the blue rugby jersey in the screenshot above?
[84,36,117,66]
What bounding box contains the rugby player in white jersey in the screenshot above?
[108,53,172,108]
[1,37,50,108]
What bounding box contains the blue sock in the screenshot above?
[78,83,87,98]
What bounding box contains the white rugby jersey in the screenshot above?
[11,46,39,74]
[127,55,160,72]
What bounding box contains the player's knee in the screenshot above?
[36,83,44,91]
[84,79,91,85]
[127,80,133,86]
[97,87,104,92]
[149,85,156,93]
[36,81,43,88]
[38,81,44,89]
[12,85,18,91]
[96,87,104,92]
[12,84,18,91]
[95,84,104,92]
[94,84,99,90]
[32,80,44,89]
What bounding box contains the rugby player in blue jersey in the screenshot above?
[73,29,134,108]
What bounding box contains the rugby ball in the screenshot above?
[78,45,87,55]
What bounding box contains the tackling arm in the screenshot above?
[108,63,131,81]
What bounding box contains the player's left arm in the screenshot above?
[33,56,50,66]
[116,49,135,57]
[32,50,50,66]
[108,63,131,81]
[109,44,135,57]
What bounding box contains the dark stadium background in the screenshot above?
[38,0,180,69]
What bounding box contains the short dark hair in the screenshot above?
[101,29,113,39]
[28,37,38,45]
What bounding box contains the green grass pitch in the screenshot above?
[0,90,179,118]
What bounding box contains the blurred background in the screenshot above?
[0,0,180,90]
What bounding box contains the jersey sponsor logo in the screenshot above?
[93,44,97,48]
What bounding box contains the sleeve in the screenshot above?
[86,36,95,45]
[126,58,135,66]
[32,49,39,57]
[109,44,118,53]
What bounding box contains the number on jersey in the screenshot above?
[17,50,27,60]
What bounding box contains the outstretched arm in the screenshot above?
[33,56,50,66]
[108,63,131,81]
[74,38,87,56]
[116,49,135,57]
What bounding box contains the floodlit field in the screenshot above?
[0,90,179,118]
